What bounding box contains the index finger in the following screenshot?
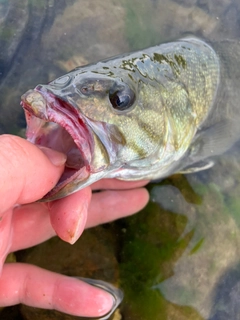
[0,135,66,212]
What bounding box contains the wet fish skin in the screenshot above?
[22,38,227,200]
[180,39,240,171]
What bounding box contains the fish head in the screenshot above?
[21,64,163,201]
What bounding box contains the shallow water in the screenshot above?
[1,0,240,319]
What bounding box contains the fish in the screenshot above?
[21,37,240,201]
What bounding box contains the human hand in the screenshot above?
[0,134,149,318]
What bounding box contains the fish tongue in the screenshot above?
[65,148,84,169]
[50,125,84,169]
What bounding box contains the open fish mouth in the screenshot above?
[21,87,93,201]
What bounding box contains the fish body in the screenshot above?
[21,37,240,200]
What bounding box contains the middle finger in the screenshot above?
[10,187,149,252]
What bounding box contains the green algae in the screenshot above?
[190,237,205,255]
[119,197,203,319]
[118,166,240,319]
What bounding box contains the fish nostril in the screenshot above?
[35,84,44,91]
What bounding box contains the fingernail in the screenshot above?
[68,202,88,244]
[38,146,67,166]
[77,278,123,319]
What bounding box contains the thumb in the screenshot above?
[0,135,66,212]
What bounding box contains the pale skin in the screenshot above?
[0,134,149,318]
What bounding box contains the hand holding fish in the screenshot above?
[0,134,149,317]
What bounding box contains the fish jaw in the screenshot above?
[21,88,111,201]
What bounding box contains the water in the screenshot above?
[0,0,240,319]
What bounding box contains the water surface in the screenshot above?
[1,0,240,319]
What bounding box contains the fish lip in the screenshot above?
[21,87,94,200]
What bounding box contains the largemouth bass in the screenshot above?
[21,37,240,201]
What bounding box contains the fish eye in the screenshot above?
[109,86,135,111]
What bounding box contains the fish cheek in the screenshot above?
[112,106,163,162]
